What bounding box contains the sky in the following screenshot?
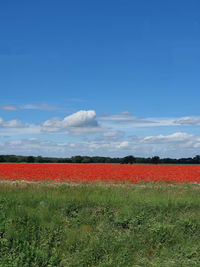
[0,0,200,158]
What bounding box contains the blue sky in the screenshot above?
[0,0,200,158]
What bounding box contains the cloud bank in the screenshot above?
[0,132,200,158]
[1,109,200,158]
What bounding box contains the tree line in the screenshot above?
[0,154,200,164]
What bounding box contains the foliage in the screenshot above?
[1,154,200,164]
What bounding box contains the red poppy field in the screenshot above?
[0,163,200,184]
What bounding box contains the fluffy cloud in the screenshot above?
[142,132,195,144]
[62,110,98,127]
[41,110,99,134]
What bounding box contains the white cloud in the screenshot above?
[98,114,174,127]
[68,126,104,136]
[98,113,200,127]
[142,132,194,144]
[98,114,149,122]
[62,110,98,127]
[174,116,200,125]
[1,105,20,111]
[117,141,130,149]
[0,118,28,128]
[4,120,26,128]
[23,104,57,110]
[101,130,124,139]
[1,103,59,111]
[41,110,99,134]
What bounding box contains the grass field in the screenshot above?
[0,182,200,266]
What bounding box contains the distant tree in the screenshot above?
[193,155,200,164]
[103,157,110,163]
[0,155,6,162]
[19,156,26,163]
[151,156,160,164]
[8,156,18,162]
[82,156,92,163]
[134,157,143,164]
[91,156,105,163]
[65,158,72,163]
[2,153,200,165]
[27,156,35,163]
[121,155,136,164]
[36,156,43,163]
[71,155,83,163]
[162,158,176,164]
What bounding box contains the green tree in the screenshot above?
[82,156,92,163]
[0,155,6,162]
[8,156,18,162]
[121,155,136,164]
[36,156,43,163]
[71,155,83,163]
[27,156,35,163]
[193,155,200,164]
[151,156,160,164]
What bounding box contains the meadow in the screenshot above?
[0,164,200,266]
[0,181,200,266]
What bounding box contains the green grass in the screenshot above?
[0,181,200,266]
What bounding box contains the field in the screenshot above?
[0,163,200,184]
[0,164,200,266]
